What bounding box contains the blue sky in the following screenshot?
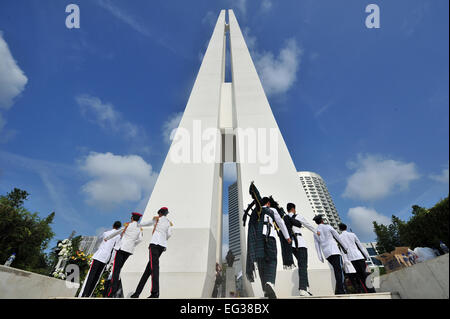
[0,0,448,256]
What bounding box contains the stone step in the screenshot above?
[232,292,398,299]
[286,292,398,299]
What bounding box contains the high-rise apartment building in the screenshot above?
[298,171,342,230]
[228,182,241,263]
[79,236,101,256]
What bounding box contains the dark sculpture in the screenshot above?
[226,249,235,267]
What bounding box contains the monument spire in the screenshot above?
[120,10,333,298]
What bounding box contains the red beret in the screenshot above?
[131,212,142,217]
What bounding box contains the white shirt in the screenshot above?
[339,230,370,261]
[104,221,143,254]
[287,212,316,249]
[314,224,348,262]
[140,216,173,248]
[262,206,290,240]
[92,229,121,264]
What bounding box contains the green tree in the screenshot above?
[373,196,449,253]
[0,188,55,275]
[373,215,405,254]
[399,198,449,250]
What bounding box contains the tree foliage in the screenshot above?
[0,188,55,275]
[373,196,449,253]
[373,216,405,254]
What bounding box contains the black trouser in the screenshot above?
[103,278,123,298]
[107,250,131,297]
[327,254,346,295]
[351,259,376,293]
[346,273,363,293]
[211,274,222,298]
[257,237,277,289]
[82,259,105,297]
[293,247,309,290]
[133,244,165,297]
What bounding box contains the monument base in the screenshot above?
[225,267,236,297]
[120,227,218,298]
[243,268,334,298]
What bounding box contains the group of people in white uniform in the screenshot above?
[79,203,374,298]
[80,207,173,298]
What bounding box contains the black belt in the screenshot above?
[294,233,302,237]
[263,221,272,238]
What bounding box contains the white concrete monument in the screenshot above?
[120,9,334,298]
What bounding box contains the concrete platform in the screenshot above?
[0,265,79,299]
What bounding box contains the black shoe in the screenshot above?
[130,293,139,298]
[147,293,159,298]
[264,283,277,299]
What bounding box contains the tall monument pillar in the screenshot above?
[120,9,333,298]
[228,10,333,297]
[120,10,226,298]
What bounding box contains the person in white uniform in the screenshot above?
[338,223,375,293]
[104,212,144,297]
[81,221,122,297]
[257,197,291,299]
[285,203,317,296]
[339,245,361,293]
[313,215,348,295]
[102,234,123,297]
[130,207,173,298]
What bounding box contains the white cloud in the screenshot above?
[224,163,237,182]
[0,150,88,230]
[429,163,449,184]
[95,0,181,57]
[343,154,420,201]
[0,31,28,137]
[228,0,247,16]
[254,38,302,96]
[401,2,430,37]
[347,206,391,241]
[79,152,158,209]
[202,11,217,27]
[242,27,257,51]
[162,112,183,144]
[76,94,140,139]
[96,0,150,37]
[261,0,273,12]
[0,31,28,110]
